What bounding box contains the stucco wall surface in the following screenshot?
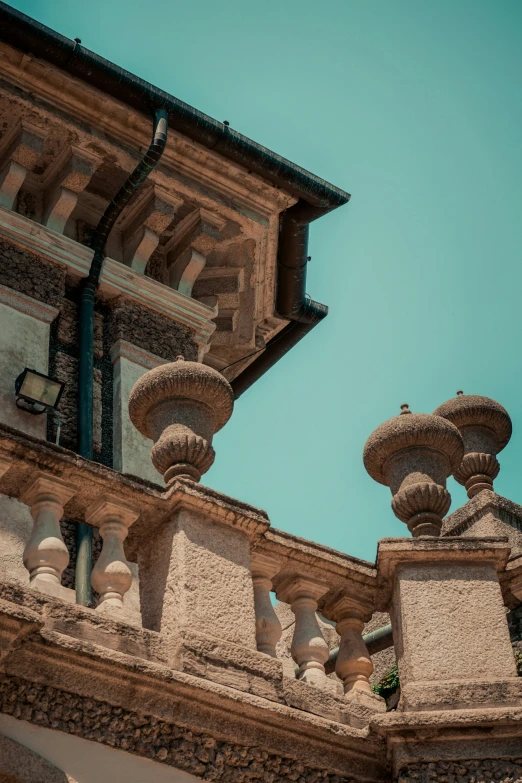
[0,300,54,440]
[112,354,164,485]
[0,494,31,586]
[393,561,516,683]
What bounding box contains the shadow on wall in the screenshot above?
[0,731,70,783]
[0,714,199,783]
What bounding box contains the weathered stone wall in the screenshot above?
[398,759,522,783]
[0,241,65,306]
[108,299,198,362]
[0,674,360,783]
[0,240,199,468]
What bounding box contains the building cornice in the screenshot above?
[0,42,296,222]
[0,207,216,351]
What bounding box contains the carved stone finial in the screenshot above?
[128,360,234,484]
[433,394,512,499]
[363,410,464,537]
[400,403,411,415]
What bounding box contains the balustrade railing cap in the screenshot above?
[433,393,512,453]
[363,409,463,485]
[128,356,234,438]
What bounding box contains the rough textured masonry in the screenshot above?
[1,7,522,783]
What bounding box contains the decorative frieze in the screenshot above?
[0,209,216,354]
[0,120,46,209]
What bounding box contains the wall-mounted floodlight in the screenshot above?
[15,368,64,444]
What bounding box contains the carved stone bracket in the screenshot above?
[166,208,226,297]
[121,186,182,274]
[0,120,46,209]
[42,145,101,234]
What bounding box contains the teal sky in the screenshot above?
[10,0,522,562]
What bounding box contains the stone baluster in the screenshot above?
[433,392,512,499]
[323,595,373,695]
[20,474,76,595]
[363,404,464,537]
[251,552,282,657]
[277,576,329,687]
[85,494,139,610]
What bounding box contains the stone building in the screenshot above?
[0,4,521,782]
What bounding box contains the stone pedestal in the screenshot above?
[138,482,269,654]
[372,536,522,774]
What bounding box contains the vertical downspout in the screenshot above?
[75,108,169,606]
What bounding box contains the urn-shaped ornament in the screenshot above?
[128,357,234,484]
[363,405,464,537]
[433,392,511,499]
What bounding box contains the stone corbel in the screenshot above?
[166,208,226,297]
[43,146,101,234]
[122,186,182,274]
[0,120,46,210]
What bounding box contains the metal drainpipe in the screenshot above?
[75,107,169,606]
[230,200,339,399]
[323,623,394,676]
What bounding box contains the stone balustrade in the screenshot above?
[0,420,388,713]
[1,387,522,774]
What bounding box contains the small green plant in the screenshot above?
[515,650,522,676]
[371,664,400,700]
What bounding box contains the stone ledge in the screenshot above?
[256,528,377,613]
[282,678,384,730]
[376,536,511,609]
[0,584,384,736]
[443,491,522,538]
[0,207,216,351]
[0,423,269,554]
[0,282,59,323]
[371,706,522,773]
[0,592,388,781]
[400,678,522,712]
